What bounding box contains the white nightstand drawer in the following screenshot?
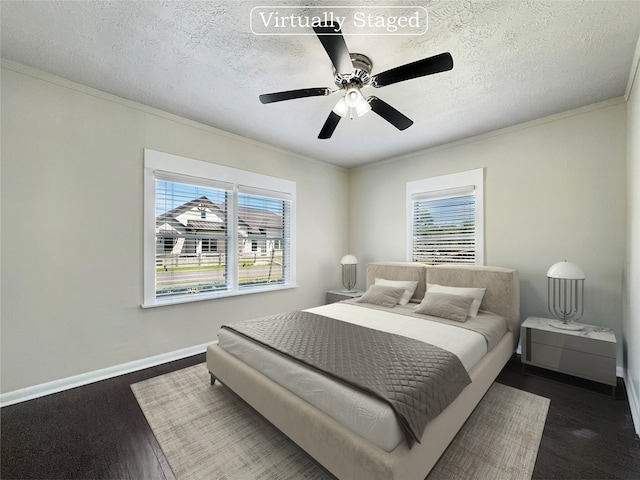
[527,342,616,385]
[529,329,615,358]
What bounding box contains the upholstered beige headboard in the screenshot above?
[366,262,520,348]
[366,262,428,302]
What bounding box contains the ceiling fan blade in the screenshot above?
[371,52,453,88]
[259,87,332,104]
[318,111,341,139]
[369,97,413,130]
[313,22,354,74]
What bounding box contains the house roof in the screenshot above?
[156,196,283,234]
[186,220,224,231]
[156,197,222,226]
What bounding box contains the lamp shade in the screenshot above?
[547,261,585,280]
[355,99,371,117]
[340,254,358,265]
[344,87,363,108]
[332,98,349,118]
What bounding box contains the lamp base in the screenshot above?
[548,320,585,331]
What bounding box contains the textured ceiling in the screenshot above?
[2,1,640,168]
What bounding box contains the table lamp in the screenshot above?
[547,260,585,331]
[340,254,358,292]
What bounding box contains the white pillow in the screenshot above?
[426,283,486,318]
[375,278,419,305]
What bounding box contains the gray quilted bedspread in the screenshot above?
[221,311,471,446]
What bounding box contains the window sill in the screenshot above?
[141,284,299,309]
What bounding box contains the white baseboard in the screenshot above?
[623,367,640,437]
[0,342,213,408]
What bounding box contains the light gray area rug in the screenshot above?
[131,363,549,480]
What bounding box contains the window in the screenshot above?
[407,169,484,265]
[143,149,296,307]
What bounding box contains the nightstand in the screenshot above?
[326,289,364,304]
[521,316,616,395]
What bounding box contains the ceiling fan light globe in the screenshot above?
[355,99,371,117]
[332,98,349,117]
[345,87,362,108]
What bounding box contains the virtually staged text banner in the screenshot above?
[250,6,428,35]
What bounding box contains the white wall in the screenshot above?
[0,62,349,393]
[0,57,634,408]
[625,38,640,434]
[349,100,628,365]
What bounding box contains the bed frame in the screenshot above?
[206,263,520,479]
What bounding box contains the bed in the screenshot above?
[206,262,520,479]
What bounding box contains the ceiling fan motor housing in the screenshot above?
[334,53,372,88]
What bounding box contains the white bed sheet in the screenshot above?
[217,302,490,452]
[307,302,487,371]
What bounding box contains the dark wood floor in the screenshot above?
[2,354,639,480]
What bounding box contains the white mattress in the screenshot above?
[217,302,492,452]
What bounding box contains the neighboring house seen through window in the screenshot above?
[144,149,296,307]
[407,169,484,265]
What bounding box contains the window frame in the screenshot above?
[406,168,484,265]
[143,149,296,308]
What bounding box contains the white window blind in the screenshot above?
[411,186,476,264]
[155,176,232,299]
[406,169,484,266]
[237,186,291,289]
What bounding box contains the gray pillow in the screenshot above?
[357,285,406,308]
[414,292,474,322]
[426,284,486,318]
[374,278,419,305]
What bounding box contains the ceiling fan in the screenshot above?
[259,22,453,139]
